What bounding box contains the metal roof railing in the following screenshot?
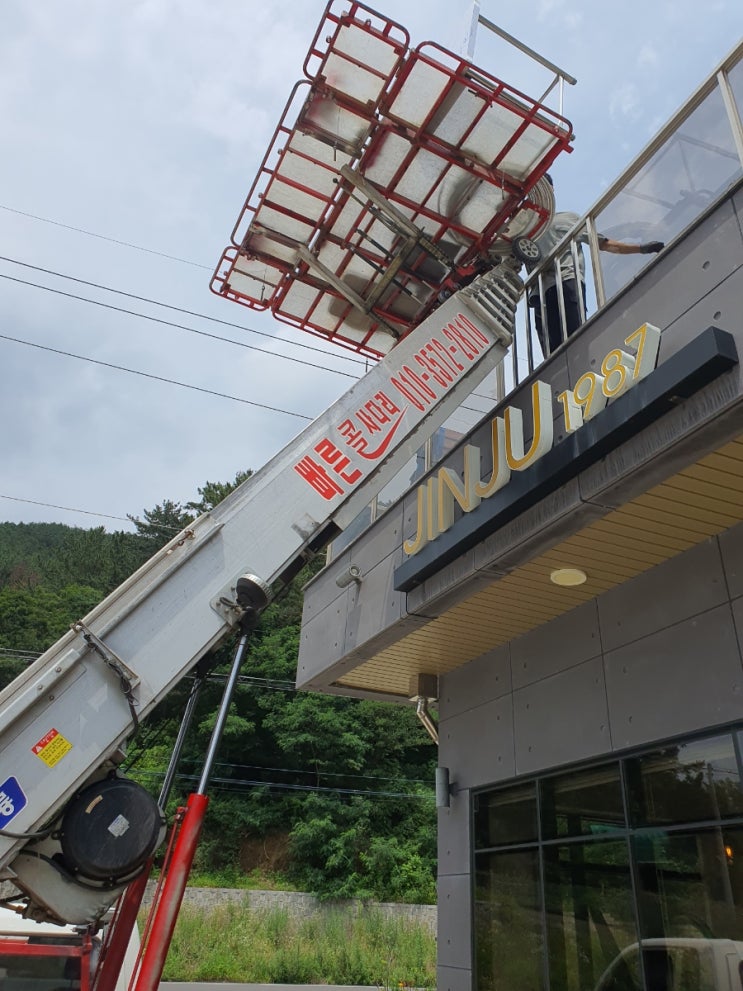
[517,39,743,382]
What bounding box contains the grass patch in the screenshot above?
[152,902,436,987]
[183,867,295,890]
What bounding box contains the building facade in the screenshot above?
[297,44,743,991]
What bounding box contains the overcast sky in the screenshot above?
[1,0,741,532]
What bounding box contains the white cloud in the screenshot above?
[608,82,642,121]
[637,44,660,68]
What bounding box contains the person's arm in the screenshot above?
[598,235,664,255]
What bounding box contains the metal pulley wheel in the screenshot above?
[512,236,542,264]
[59,777,165,884]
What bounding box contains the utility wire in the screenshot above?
[0,272,358,381]
[173,756,431,785]
[0,270,496,416]
[0,243,498,409]
[0,254,368,370]
[0,203,213,271]
[133,768,429,800]
[0,493,140,526]
[0,331,313,421]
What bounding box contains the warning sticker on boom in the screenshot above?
[33,728,73,767]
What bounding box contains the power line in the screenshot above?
[0,493,138,527]
[0,254,368,371]
[0,331,314,420]
[0,240,497,410]
[0,272,358,381]
[173,756,431,785]
[133,768,429,800]
[0,494,196,531]
[0,203,213,270]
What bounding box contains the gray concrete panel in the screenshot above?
[511,600,600,690]
[733,182,743,228]
[440,695,515,791]
[597,537,728,652]
[438,791,472,877]
[604,603,743,750]
[301,551,356,625]
[513,656,611,776]
[344,547,406,651]
[297,598,348,683]
[720,521,743,600]
[658,263,743,377]
[439,645,512,719]
[437,874,473,971]
[436,964,473,991]
[657,208,743,365]
[732,594,743,662]
[349,502,403,577]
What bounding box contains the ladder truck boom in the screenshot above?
[0,277,517,929]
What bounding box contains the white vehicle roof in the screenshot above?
[0,904,82,939]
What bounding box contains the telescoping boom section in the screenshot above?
[0,285,513,928]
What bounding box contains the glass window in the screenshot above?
[595,83,743,301]
[541,762,625,839]
[727,58,743,136]
[626,734,743,828]
[475,848,545,991]
[633,826,743,943]
[475,782,538,849]
[473,731,743,991]
[544,840,638,991]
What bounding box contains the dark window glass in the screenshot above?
[544,839,638,991]
[0,949,80,982]
[633,826,743,943]
[626,734,743,827]
[474,848,545,991]
[541,762,625,839]
[474,782,538,849]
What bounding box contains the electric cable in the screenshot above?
[0,493,143,526]
[0,203,213,270]
[132,768,430,800]
[0,331,314,420]
[0,254,368,370]
[0,272,358,381]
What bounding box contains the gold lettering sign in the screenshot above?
[404,323,661,558]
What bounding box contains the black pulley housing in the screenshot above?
[60,777,164,883]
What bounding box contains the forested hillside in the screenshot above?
[0,475,437,902]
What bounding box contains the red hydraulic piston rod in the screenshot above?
[131,793,209,991]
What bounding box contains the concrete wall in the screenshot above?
[141,884,437,934]
[435,521,743,990]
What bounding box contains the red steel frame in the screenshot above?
[1,931,94,990]
[211,0,573,359]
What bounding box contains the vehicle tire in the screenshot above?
[512,236,541,263]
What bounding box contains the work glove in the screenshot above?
[640,241,664,254]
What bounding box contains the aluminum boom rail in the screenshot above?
[0,277,516,924]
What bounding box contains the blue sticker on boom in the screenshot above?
[0,776,28,825]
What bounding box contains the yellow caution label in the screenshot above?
[32,728,72,768]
